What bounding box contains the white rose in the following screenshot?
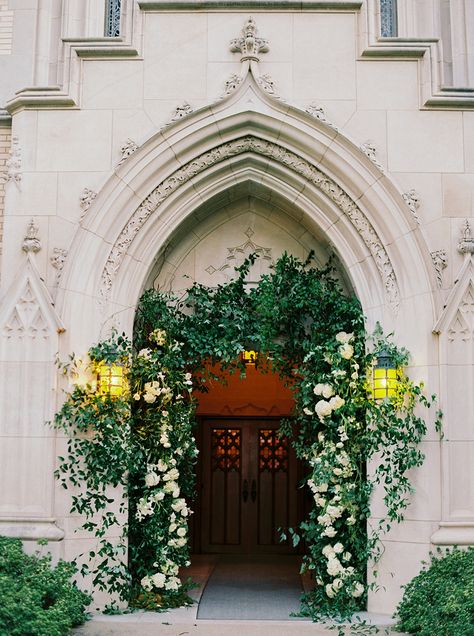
[327,557,343,577]
[181,508,189,517]
[317,513,332,526]
[333,542,344,554]
[322,384,334,399]
[144,393,157,403]
[333,467,343,476]
[164,576,181,591]
[151,572,166,588]
[347,515,356,525]
[169,523,177,532]
[172,498,186,512]
[176,537,187,547]
[352,582,364,598]
[313,383,324,395]
[322,545,334,557]
[164,468,180,481]
[327,505,343,518]
[332,578,344,590]
[317,483,328,493]
[342,551,352,562]
[153,491,165,502]
[157,460,168,472]
[322,526,337,538]
[141,575,153,591]
[145,472,160,487]
[336,332,353,344]
[339,343,354,360]
[325,583,336,598]
[329,395,345,410]
[133,392,141,401]
[177,527,187,537]
[315,400,332,421]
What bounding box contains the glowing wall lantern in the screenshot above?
[241,349,258,365]
[372,349,398,400]
[97,362,125,398]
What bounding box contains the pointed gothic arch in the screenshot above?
[57,69,437,355]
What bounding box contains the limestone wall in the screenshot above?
[0,0,473,614]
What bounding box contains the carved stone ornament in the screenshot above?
[50,248,68,285]
[1,135,22,189]
[360,140,384,173]
[205,227,273,278]
[222,73,243,98]
[170,102,193,122]
[229,16,269,63]
[430,249,447,288]
[402,189,421,224]
[118,138,139,166]
[100,136,399,311]
[80,188,97,212]
[22,219,41,254]
[257,73,279,98]
[458,219,474,254]
[305,103,338,131]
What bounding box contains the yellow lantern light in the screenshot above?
[241,349,258,365]
[372,349,398,401]
[97,362,125,398]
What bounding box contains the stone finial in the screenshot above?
[458,219,474,254]
[22,219,41,253]
[230,16,269,63]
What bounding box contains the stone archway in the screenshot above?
[54,63,440,614]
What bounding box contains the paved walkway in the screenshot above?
[73,555,402,636]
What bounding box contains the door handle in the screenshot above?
[251,479,257,503]
[242,479,249,502]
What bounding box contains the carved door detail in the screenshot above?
[200,419,299,554]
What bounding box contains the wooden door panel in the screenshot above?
[200,418,300,554]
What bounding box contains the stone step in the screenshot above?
[73,609,405,636]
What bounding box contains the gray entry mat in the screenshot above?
[197,555,307,620]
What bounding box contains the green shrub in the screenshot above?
[0,536,91,636]
[395,546,474,636]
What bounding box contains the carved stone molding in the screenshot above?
[80,188,97,214]
[22,219,41,254]
[3,280,50,340]
[256,73,279,98]
[229,16,269,63]
[360,140,384,173]
[99,136,399,310]
[458,219,474,255]
[402,189,421,224]
[118,138,139,166]
[221,73,243,98]
[1,135,21,189]
[430,249,447,288]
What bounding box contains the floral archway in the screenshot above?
[53,253,440,623]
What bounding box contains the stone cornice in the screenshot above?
[138,0,362,9]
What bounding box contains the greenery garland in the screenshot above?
[52,253,441,622]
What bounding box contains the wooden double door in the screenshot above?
[199,418,301,554]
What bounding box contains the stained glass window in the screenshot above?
[380,0,398,38]
[105,0,121,37]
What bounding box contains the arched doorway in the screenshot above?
[193,363,305,556]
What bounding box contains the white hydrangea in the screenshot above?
[329,395,345,410]
[164,576,181,591]
[151,572,166,588]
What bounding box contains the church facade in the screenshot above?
[0,0,474,615]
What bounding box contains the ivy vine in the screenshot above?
[52,253,441,625]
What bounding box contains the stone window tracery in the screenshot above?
[380,0,398,37]
[105,0,121,37]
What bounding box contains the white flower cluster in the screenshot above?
[136,461,185,521]
[141,558,182,592]
[322,544,364,599]
[303,382,345,422]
